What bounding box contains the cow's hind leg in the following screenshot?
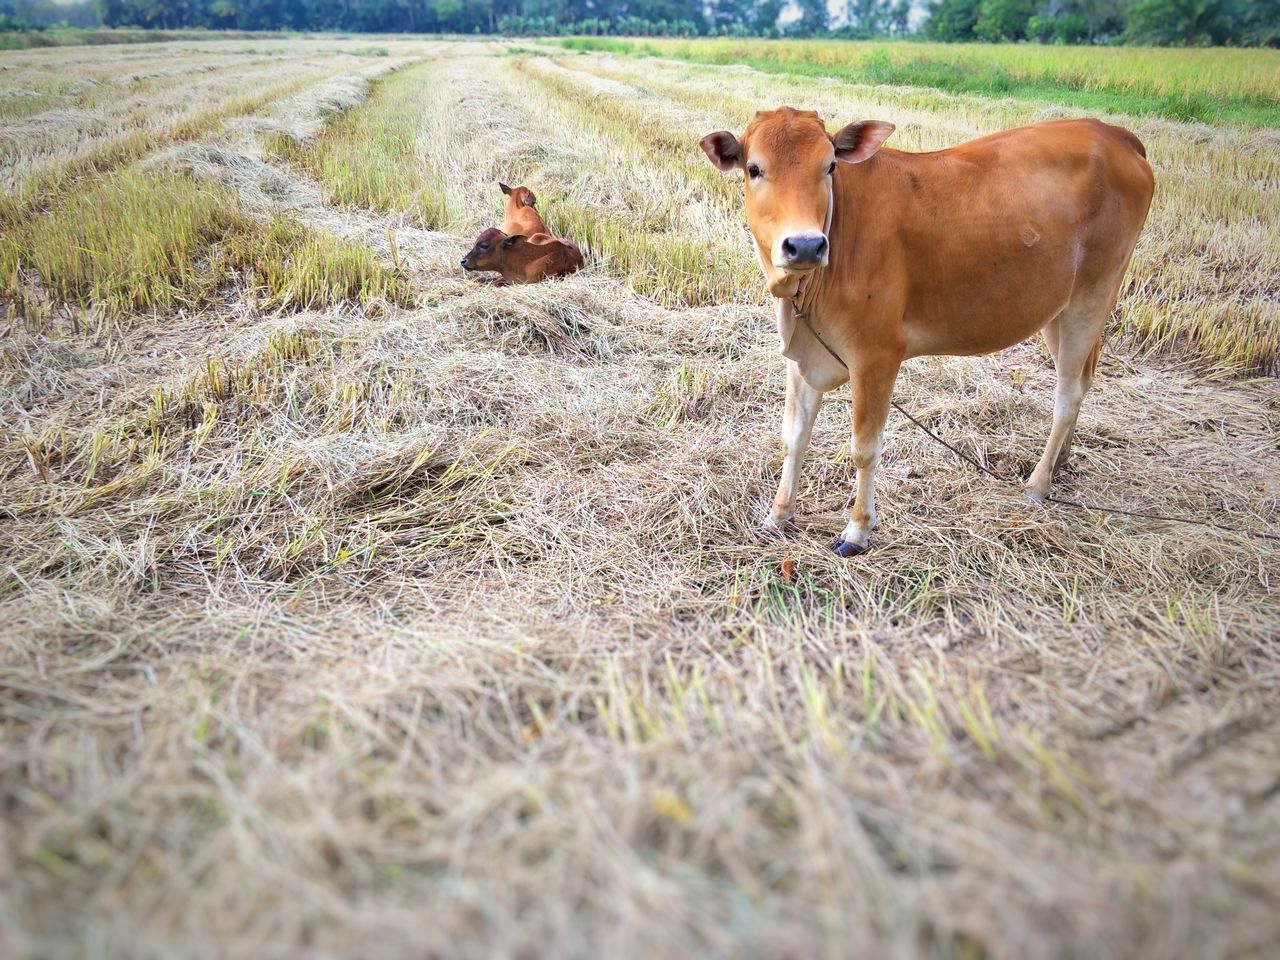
[1026,301,1108,502]
[766,359,823,531]
[1039,314,1081,475]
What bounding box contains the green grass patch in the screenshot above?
[556,38,1280,128]
[251,218,412,311]
[1,170,411,324]
[279,66,456,229]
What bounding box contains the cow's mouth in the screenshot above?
[768,272,806,299]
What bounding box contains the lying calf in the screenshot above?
[498,182,549,237]
[461,228,584,285]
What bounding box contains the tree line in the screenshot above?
[1,0,1275,45]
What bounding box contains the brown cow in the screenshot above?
[499,182,550,238]
[701,108,1154,556]
[460,227,584,285]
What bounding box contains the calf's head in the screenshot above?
[499,182,538,209]
[461,227,522,272]
[700,107,894,298]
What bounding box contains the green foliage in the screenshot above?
[924,0,981,39]
[791,0,830,35]
[1125,0,1235,44]
[975,0,1036,39]
[0,0,99,29]
[1,0,1270,45]
[922,0,1276,44]
[1027,12,1089,41]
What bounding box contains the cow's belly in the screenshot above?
[901,230,1080,359]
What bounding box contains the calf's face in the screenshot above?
[499,183,538,209]
[700,107,894,298]
[461,227,520,273]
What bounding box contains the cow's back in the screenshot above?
[875,119,1152,358]
[504,206,550,238]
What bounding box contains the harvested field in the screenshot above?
[2,37,1278,960]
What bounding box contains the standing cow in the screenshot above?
[700,108,1154,555]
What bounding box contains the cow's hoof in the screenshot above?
[1024,488,1048,506]
[756,523,784,543]
[830,537,868,558]
[760,516,795,538]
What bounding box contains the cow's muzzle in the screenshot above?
[778,233,829,269]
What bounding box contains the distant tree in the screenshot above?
[974,0,1034,38]
[1071,0,1127,40]
[708,0,752,32]
[1238,0,1280,44]
[69,0,1280,45]
[923,0,981,38]
[7,0,100,26]
[751,0,785,33]
[842,0,888,35]
[888,0,910,32]
[792,0,829,34]
[1125,0,1234,44]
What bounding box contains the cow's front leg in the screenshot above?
[834,355,900,557]
[766,358,824,532]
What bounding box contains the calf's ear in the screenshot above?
[502,235,526,249]
[499,182,512,195]
[700,131,742,172]
[832,121,895,164]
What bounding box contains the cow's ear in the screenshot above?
[700,131,742,172]
[499,182,512,196]
[833,121,895,164]
[502,235,525,249]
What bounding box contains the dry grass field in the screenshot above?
[2,37,1279,959]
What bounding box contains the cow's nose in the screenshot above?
[781,234,828,266]
[460,258,468,267]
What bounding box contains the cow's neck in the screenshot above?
[790,174,839,322]
[791,154,891,326]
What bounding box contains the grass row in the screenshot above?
[0,68,330,229]
[265,71,456,230]
[0,28,283,51]
[557,37,1280,128]
[2,170,411,328]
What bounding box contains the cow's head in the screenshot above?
[461,227,524,272]
[499,182,538,209]
[700,107,894,298]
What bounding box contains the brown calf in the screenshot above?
[701,108,1153,556]
[461,227,584,285]
[499,182,550,238]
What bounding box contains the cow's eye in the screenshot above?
[479,243,489,251]
[828,161,837,176]
[747,163,762,180]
